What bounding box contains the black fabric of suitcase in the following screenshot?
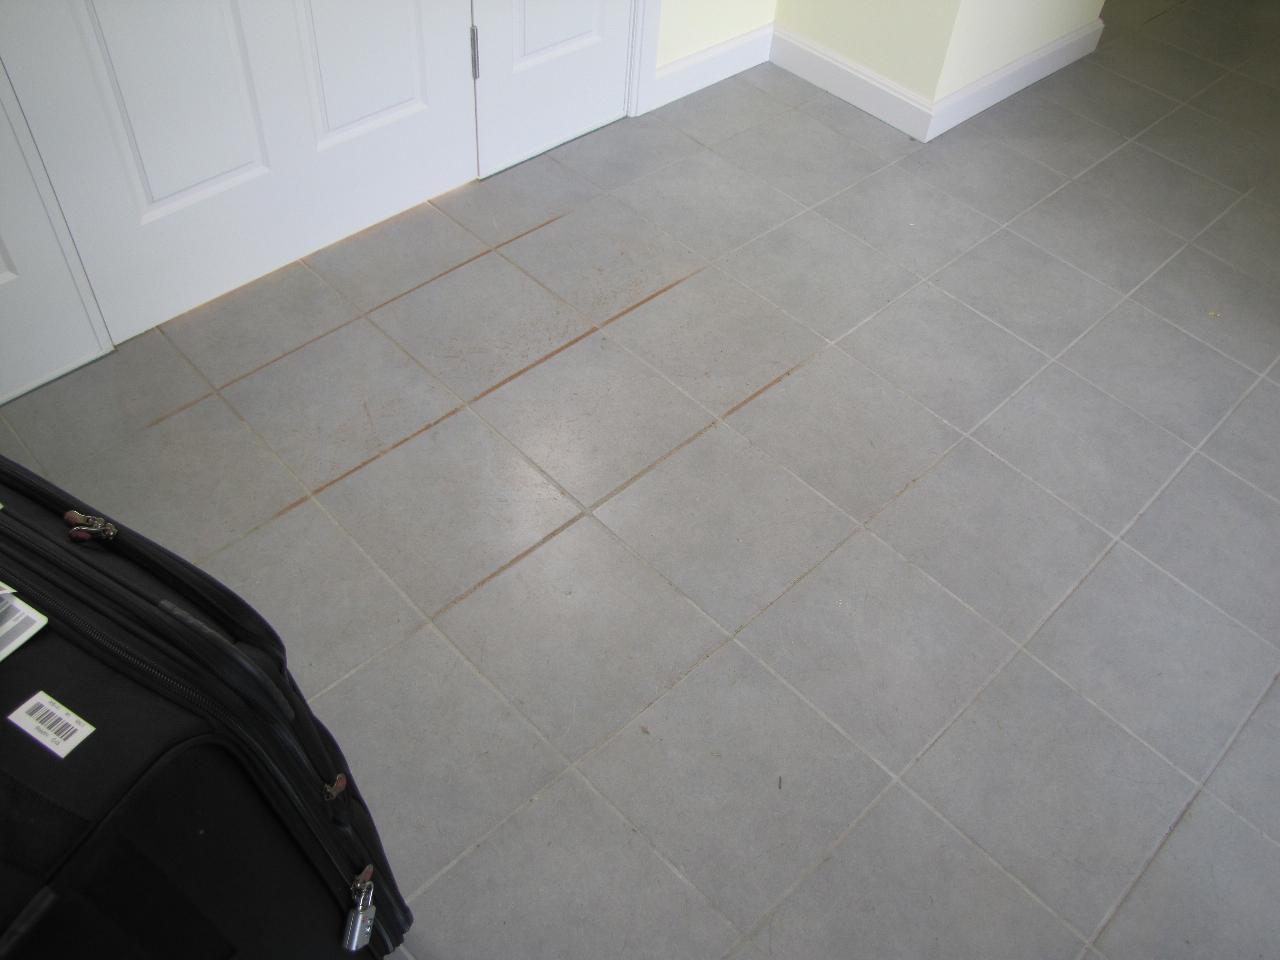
[0,454,412,958]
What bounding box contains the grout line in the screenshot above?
[141,389,216,429]
[466,327,598,403]
[304,405,464,496]
[1086,664,1280,951]
[594,266,707,328]
[429,512,586,619]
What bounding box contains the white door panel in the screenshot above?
[0,0,477,343]
[0,66,107,404]
[474,0,633,176]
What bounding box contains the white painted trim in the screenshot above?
[0,56,113,353]
[629,22,773,115]
[927,19,1103,139]
[769,29,934,140]
[770,18,1103,142]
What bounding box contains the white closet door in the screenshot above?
[0,65,107,403]
[473,0,633,176]
[0,0,477,342]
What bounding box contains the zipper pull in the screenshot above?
[323,772,348,801]
[63,510,118,542]
[342,865,376,952]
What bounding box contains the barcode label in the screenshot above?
[8,691,95,758]
[0,591,46,664]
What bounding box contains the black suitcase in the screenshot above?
[0,454,412,958]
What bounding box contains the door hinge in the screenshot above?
[470,25,479,79]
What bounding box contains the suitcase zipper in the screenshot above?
[62,509,118,542]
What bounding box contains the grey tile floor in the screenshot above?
[4,0,1280,954]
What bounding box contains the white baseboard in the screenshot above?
[631,25,774,115]
[770,18,1103,142]
[770,30,934,140]
[928,19,1104,138]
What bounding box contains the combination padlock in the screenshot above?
[342,865,377,952]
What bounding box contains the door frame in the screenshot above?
[0,56,111,399]
[625,0,774,116]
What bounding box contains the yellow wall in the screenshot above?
[773,0,962,100]
[657,0,778,67]
[935,0,1104,98]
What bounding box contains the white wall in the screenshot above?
[773,0,962,100]
[936,0,1105,99]
[657,0,777,67]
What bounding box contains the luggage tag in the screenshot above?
[0,581,47,664]
[7,691,95,758]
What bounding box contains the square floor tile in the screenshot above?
[0,417,37,472]
[1031,545,1277,777]
[906,655,1192,934]
[755,786,1080,960]
[1011,182,1184,292]
[607,268,823,415]
[406,772,737,960]
[318,411,578,614]
[1031,60,1177,135]
[1207,684,1280,841]
[738,532,1011,771]
[51,397,303,562]
[720,212,916,339]
[1133,245,1280,371]
[1196,70,1280,129]
[1197,199,1280,288]
[728,348,959,520]
[163,264,359,387]
[613,150,803,258]
[1250,162,1280,211]
[1061,300,1255,444]
[818,166,997,276]
[870,441,1110,638]
[371,252,589,400]
[933,230,1122,354]
[975,364,1189,533]
[200,501,424,698]
[2,330,208,475]
[1139,106,1276,193]
[653,75,788,146]
[713,110,884,205]
[1239,45,1280,90]
[502,195,703,323]
[843,284,1044,432]
[1127,454,1280,640]
[431,155,600,245]
[969,90,1124,178]
[596,425,854,631]
[1077,143,1240,240]
[738,62,824,107]
[801,90,923,161]
[1098,794,1280,960]
[582,644,887,929]
[304,204,487,312]
[437,518,724,759]
[550,115,700,189]
[1204,379,1280,499]
[312,630,563,892]
[223,320,456,490]
[1142,4,1272,64]
[1090,31,1226,99]
[899,125,1066,222]
[474,334,712,504]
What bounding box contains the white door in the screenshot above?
[0,0,477,343]
[0,63,109,404]
[473,0,634,176]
